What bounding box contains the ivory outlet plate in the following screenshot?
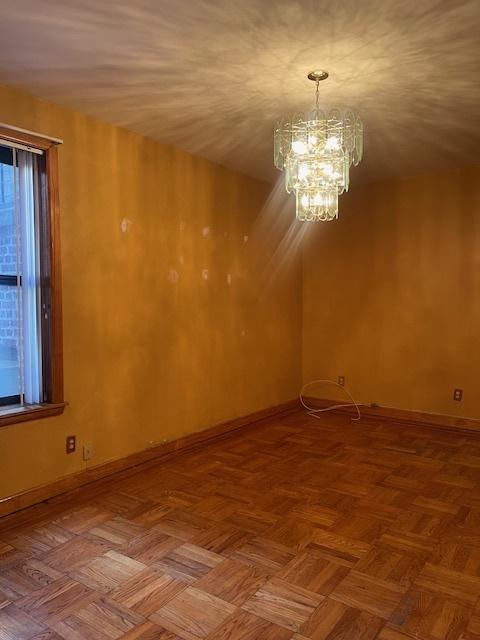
[66,435,76,454]
[83,442,93,461]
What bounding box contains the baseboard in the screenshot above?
[0,398,298,519]
[304,396,480,434]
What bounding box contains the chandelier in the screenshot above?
[274,70,363,222]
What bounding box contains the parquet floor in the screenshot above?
[1,410,480,640]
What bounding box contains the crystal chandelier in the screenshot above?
[274,70,363,222]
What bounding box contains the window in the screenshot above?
[0,125,64,426]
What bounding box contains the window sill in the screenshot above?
[0,402,66,428]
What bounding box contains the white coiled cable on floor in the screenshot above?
[300,379,365,421]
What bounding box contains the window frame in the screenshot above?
[0,125,64,427]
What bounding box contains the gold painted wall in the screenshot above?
[0,84,302,499]
[303,166,480,419]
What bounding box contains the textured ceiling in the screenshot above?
[0,0,479,185]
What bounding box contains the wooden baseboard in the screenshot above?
[304,396,480,434]
[0,399,298,519]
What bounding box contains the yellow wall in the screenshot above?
[303,166,480,419]
[0,84,302,499]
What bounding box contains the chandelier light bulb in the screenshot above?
[292,140,308,154]
[274,70,363,222]
[326,136,340,150]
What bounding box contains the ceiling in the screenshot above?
[0,0,478,185]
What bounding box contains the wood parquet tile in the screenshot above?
[68,550,146,594]
[30,630,64,640]
[40,538,113,573]
[120,621,180,639]
[1,526,75,556]
[305,528,372,567]
[276,552,348,596]
[1,410,480,639]
[299,597,385,640]
[16,576,98,624]
[0,558,61,599]
[241,577,321,631]
[121,530,180,567]
[86,518,147,547]
[330,570,407,619]
[413,563,480,605]
[229,537,296,573]
[208,609,292,640]
[51,597,144,639]
[388,589,471,640]
[154,543,223,583]
[150,586,236,639]
[111,568,185,617]
[53,507,114,535]
[194,559,267,606]
[0,603,45,639]
[152,511,214,543]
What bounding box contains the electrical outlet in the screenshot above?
[83,441,93,461]
[453,388,463,402]
[66,435,76,454]
[338,375,345,386]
